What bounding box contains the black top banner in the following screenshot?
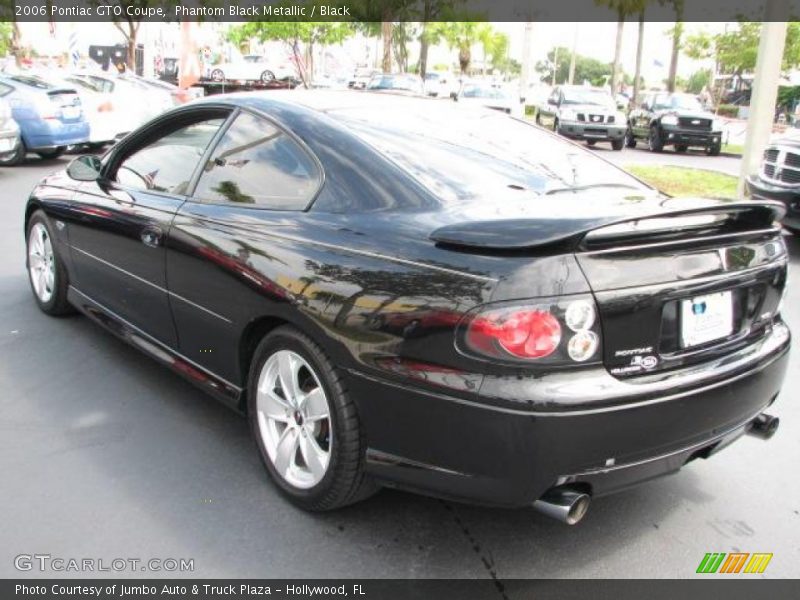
[2,0,799,23]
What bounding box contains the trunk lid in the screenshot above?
[573,202,787,378]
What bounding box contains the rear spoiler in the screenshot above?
[429,201,786,252]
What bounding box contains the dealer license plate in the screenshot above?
[680,291,733,348]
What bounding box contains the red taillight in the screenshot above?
[467,308,562,359]
[97,101,113,112]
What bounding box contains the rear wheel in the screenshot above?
[260,70,275,83]
[247,326,376,511]
[210,69,225,82]
[0,140,26,166]
[648,126,664,152]
[36,147,65,160]
[26,210,73,316]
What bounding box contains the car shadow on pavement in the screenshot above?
[2,283,714,580]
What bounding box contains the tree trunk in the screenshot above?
[419,34,430,79]
[611,12,624,94]
[633,10,645,105]
[459,46,470,75]
[667,22,682,92]
[127,36,136,72]
[381,20,392,73]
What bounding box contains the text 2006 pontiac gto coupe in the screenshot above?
[25,91,789,524]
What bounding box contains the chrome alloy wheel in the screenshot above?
[256,350,332,489]
[28,222,55,304]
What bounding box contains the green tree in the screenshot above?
[0,0,23,65]
[685,68,711,94]
[536,47,613,86]
[685,23,800,76]
[416,0,463,79]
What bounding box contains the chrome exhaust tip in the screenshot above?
[747,413,780,440]
[533,488,591,525]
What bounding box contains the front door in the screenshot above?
[67,110,229,346]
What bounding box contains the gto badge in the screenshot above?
[631,355,658,370]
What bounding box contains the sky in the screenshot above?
[17,20,722,86]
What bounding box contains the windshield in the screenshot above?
[653,93,703,111]
[462,85,510,100]
[331,100,651,204]
[8,75,56,90]
[244,56,262,63]
[561,88,613,107]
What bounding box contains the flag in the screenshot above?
[653,59,664,67]
[68,28,80,68]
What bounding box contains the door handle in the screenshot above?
[140,226,163,248]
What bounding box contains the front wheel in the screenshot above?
[247,326,377,511]
[210,69,225,82]
[26,210,73,316]
[36,147,65,160]
[625,126,636,148]
[260,70,275,83]
[611,138,625,151]
[553,118,559,134]
[648,126,664,152]
[586,140,596,147]
[675,144,688,153]
[707,142,721,156]
[0,141,26,166]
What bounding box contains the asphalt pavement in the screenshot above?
[1,154,798,581]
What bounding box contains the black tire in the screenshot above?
[586,140,596,146]
[785,225,800,236]
[86,142,108,152]
[210,69,225,82]
[675,144,688,153]
[535,112,541,125]
[611,138,625,151]
[648,126,664,152]
[247,325,377,511]
[553,118,559,134]
[260,70,275,83]
[36,147,65,160]
[25,210,74,316]
[707,142,721,156]
[625,126,636,148]
[0,140,26,166]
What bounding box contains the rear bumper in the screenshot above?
[745,175,800,230]
[0,126,20,158]
[352,322,790,507]
[20,118,90,149]
[660,125,721,147]
[558,121,625,141]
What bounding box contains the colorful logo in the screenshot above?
[696,552,773,574]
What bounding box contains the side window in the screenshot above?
[115,118,225,195]
[194,112,320,210]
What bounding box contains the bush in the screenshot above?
[717,104,739,118]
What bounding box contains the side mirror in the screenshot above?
[67,155,102,182]
[617,101,627,111]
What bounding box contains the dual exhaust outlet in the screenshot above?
[533,412,779,525]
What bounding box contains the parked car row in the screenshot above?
[0,68,184,166]
[535,85,724,155]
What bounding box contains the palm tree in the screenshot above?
[660,0,685,92]
[432,22,491,75]
[597,0,647,95]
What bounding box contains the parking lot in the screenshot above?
[1,154,798,580]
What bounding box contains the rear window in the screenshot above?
[332,103,648,203]
[7,75,55,90]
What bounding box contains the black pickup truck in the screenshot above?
[626,92,723,155]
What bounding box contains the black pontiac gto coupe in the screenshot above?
[25,91,790,524]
